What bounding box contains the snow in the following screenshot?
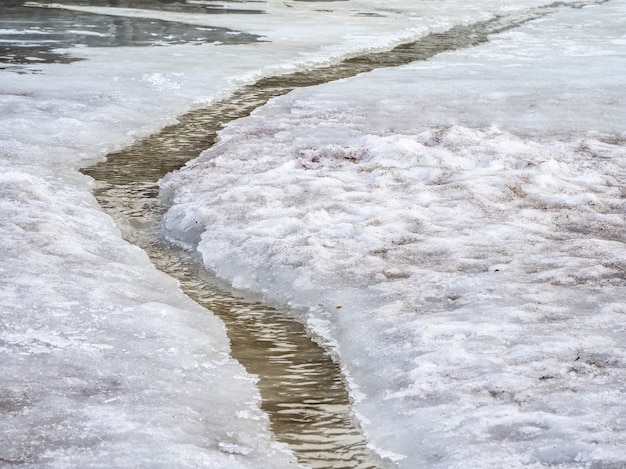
[2,0,624,466]
[160,1,626,467]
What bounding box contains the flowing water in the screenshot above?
[81,2,601,466]
[83,87,391,469]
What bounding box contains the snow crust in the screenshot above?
[160,1,626,467]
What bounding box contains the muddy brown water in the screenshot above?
[81,2,600,466]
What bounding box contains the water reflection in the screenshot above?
[155,241,387,469]
[0,4,261,66]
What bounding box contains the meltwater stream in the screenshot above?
[83,88,390,469]
[81,3,601,466]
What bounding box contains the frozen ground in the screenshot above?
[160,1,626,467]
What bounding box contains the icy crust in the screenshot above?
[1,0,622,467]
[0,164,299,468]
[162,127,626,467]
[163,130,626,467]
[162,129,626,468]
[161,2,626,467]
[0,40,304,469]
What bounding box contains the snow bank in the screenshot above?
[161,2,626,467]
[0,161,298,467]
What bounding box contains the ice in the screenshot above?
[161,1,626,467]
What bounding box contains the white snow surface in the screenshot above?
[160,2,626,468]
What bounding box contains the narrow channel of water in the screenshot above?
[84,88,391,468]
[81,3,600,466]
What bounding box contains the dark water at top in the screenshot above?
[0,3,261,67]
[4,0,265,14]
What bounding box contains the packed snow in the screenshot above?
[2,0,624,467]
[160,1,626,467]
